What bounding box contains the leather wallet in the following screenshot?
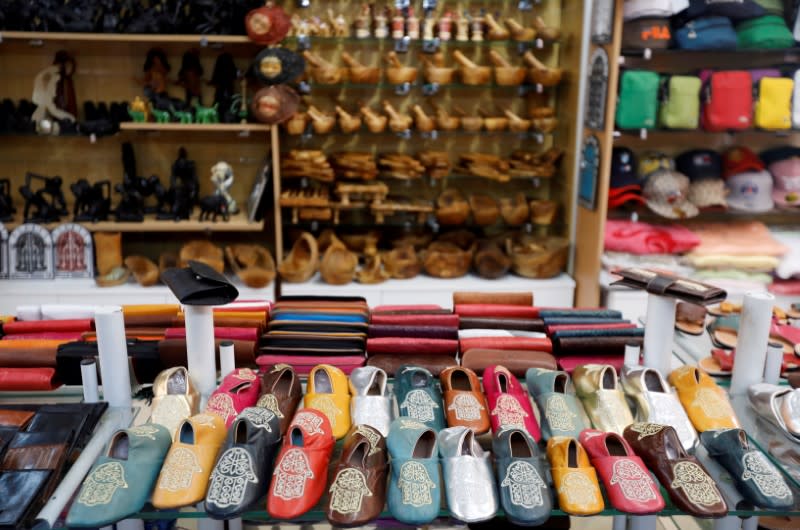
[161,260,239,306]
[366,353,456,376]
[555,336,643,354]
[558,355,624,373]
[368,325,459,340]
[551,328,645,339]
[268,320,368,334]
[372,304,444,312]
[460,336,553,353]
[546,323,636,332]
[256,354,365,375]
[158,339,257,369]
[538,309,623,319]
[0,368,60,391]
[279,295,367,303]
[57,339,164,385]
[459,317,545,332]
[370,314,459,327]
[541,317,631,326]
[1,319,93,335]
[460,348,557,376]
[0,469,52,528]
[454,304,540,318]
[0,411,34,429]
[612,268,727,305]
[164,327,258,342]
[366,337,458,356]
[452,292,533,306]
[0,429,17,463]
[1,430,72,471]
[3,332,85,341]
[122,305,179,328]
[264,334,365,350]
[28,403,108,453]
[0,340,62,367]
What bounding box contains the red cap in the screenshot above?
[723,146,765,178]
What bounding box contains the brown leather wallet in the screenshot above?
[555,336,643,354]
[0,431,71,471]
[612,268,726,305]
[366,354,456,376]
[459,316,545,331]
[460,348,556,377]
[0,340,62,367]
[158,338,257,368]
[0,411,34,429]
[452,291,533,306]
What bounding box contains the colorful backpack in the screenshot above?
[616,70,661,130]
[659,75,702,129]
[755,76,793,130]
[700,70,753,131]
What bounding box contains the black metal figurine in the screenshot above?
[71,179,111,222]
[158,147,199,220]
[19,172,65,223]
[0,178,16,222]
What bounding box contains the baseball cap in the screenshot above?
[760,146,800,166]
[688,178,728,210]
[609,147,646,208]
[726,170,774,212]
[768,157,800,208]
[639,152,674,180]
[643,170,699,219]
[676,149,723,181]
[723,147,765,178]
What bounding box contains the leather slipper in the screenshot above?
[483,365,541,440]
[623,423,727,518]
[579,429,665,514]
[205,368,261,428]
[267,409,335,519]
[349,366,394,436]
[525,368,589,440]
[748,383,800,443]
[395,365,446,431]
[669,366,739,432]
[675,302,707,335]
[124,255,160,286]
[621,366,697,451]
[257,364,302,435]
[151,367,200,439]
[386,418,441,525]
[440,366,490,434]
[701,428,794,509]
[67,424,172,527]
[493,427,552,526]
[573,364,634,436]
[151,414,227,509]
[305,364,351,439]
[439,426,498,523]
[546,436,604,516]
[205,408,282,519]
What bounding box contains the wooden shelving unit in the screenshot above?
[119,122,271,133]
[0,31,252,44]
[4,211,264,233]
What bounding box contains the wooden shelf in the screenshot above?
[4,211,264,233]
[0,31,252,45]
[608,208,800,226]
[119,122,271,133]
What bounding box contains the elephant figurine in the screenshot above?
[194,102,219,124]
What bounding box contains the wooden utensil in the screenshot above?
[452,50,491,85]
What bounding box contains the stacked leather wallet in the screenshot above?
[257,296,368,374]
[367,304,460,375]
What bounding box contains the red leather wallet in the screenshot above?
[454,304,540,318]
[460,348,556,376]
[453,292,533,306]
[256,354,365,375]
[558,355,624,373]
[366,337,458,356]
[2,332,84,341]
[370,314,459,327]
[2,319,93,334]
[0,368,60,391]
[546,323,636,333]
[459,336,552,353]
[372,304,444,312]
[164,327,259,342]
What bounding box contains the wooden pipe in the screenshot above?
[505,19,536,41]
[504,109,531,132]
[335,106,362,133]
[360,106,388,133]
[484,13,510,40]
[412,105,436,133]
[383,100,413,132]
[307,105,335,134]
[434,105,460,131]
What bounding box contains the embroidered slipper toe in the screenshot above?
[440,366,490,434]
[526,368,589,440]
[305,364,351,439]
[395,365,446,431]
[386,418,441,525]
[439,426,498,523]
[483,364,541,440]
[493,427,552,526]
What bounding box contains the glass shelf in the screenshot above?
[284,129,552,142]
[607,208,800,226]
[285,35,555,49]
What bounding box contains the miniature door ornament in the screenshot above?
[9,223,54,279]
[52,223,93,278]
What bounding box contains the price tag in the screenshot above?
[394,37,411,53]
[534,133,544,144]
[89,134,97,144]
[199,37,209,48]
[422,83,439,96]
[531,177,541,188]
[536,38,544,49]
[423,0,438,11]
[311,220,319,231]
[396,0,410,9]
[301,177,310,188]
[297,0,310,7]
[536,83,544,93]
[422,38,441,53]
[298,80,312,94]
[397,129,412,139]
[297,35,311,51]
[394,82,412,96]
[518,0,533,10]
[421,130,439,140]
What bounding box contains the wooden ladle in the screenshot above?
[412,105,436,132]
[505,19,536,42]
[484,13,510,40]
[504,109,532,132]
[385,51,418,84]
[335,106,362,133]
[307,105,336,134]
[302,50,345,84]
[434,105,461,131]
[422,53,456,84]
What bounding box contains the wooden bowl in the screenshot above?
[424,66,456,84]
[509,237,569,279]
[348,66,381,84]
[483,117,509,132]
[284,113,308,135]
[461,116,483,131]
[508,117,532,132]
[309,66,347,84]
[437,116,460,131]
[494,67,527,86]
[386,67,418,85]
[527,67,563,87]
[459,66,492,85]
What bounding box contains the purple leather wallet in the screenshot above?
[367,325,459,340]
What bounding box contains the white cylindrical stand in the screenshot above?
[197,503,224,530]
[94,306,132,409]
[763,342,784,385]
[228,517,243,530]
[624,344,641,368]
[219,340,236,380]
[741,517,759,530]
[628,515,657,530]
[184,305,217,398]
[80,359,99,403]
[730,291,775,396]
[642,293,676,376]
[612,515,626,530]
[713,516,743,530]
[116,519,144,530]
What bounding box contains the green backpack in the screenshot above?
[737,15,794,49]
[659,75,702,129]
[615,70,661,130]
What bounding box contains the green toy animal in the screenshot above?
[173,110,193,124]
[149,105,171,124]
[127,108,146,123]
[194,103,219,124]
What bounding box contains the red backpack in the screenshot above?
[700,70,753,131]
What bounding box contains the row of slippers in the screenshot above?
[66,366,796,526]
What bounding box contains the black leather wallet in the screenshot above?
[161,260,239,305]
[0,469,51,528]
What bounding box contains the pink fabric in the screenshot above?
[164,327,259,342]
[482,365,541,440]
[454,304,539,318]
[558,355,624,373]
[460,337,552,353]
[546,323,636,333]
[688,222,788,257]
[2,332,84,341]
[769,280,800,295]
[256,355,365,375]
[604,220,701,255]
[366,337,458,356]
[370,314,459,327]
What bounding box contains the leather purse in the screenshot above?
[264,333,365,350]
[459,316,545,331]
[460,336,553,353]
[368,325,458,340]
[1,430,72,471]
[612,267,727,304]
[0,469,52,529]
[1,319,93,335]
[454,304,540,318]
[164,326,259,342]
[554,335,644,354]
[0,340,62,367]
[0,410,34,429]
[268,320,368,334]
[366,337,458,356]
[0,368,60,391]
[158,338,257,369]
[57,339,164,385]
[370,313,459,327]
[452,292,533,306]
[460,348,557,376]
[161,261,239,305]
[366,353,456,376]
